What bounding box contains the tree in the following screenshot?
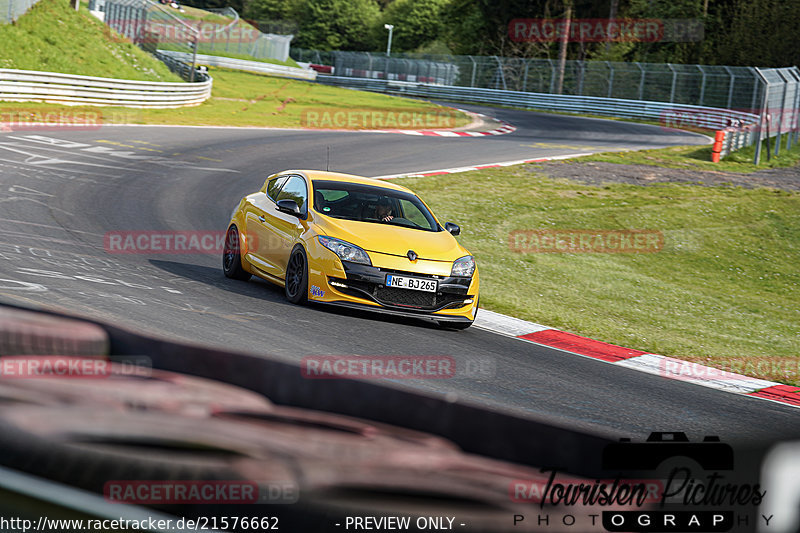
[290,0,381,50]
[243,0,297,20]
[379,0,449,52]
[711,0,800,67]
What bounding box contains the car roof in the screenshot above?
[286,170,415,194]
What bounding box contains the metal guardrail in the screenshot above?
[0,68,212,107]
[295,49,765,111]
[159,50,316,81]
[316,75,758,130]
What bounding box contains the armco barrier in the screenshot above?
[316,75,758,130]
[0,68,212,107]
[159,50,316,81]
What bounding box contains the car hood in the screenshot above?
[315,216,468,262]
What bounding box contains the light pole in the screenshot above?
[384,24,394,56]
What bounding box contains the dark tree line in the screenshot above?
[178,0,799,67]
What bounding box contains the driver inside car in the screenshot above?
[375,200,394,222]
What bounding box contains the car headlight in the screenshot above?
[318,236,371,266]
[451,255,475,277]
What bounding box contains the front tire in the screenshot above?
[285,245,308,304]
[222,225,251,281]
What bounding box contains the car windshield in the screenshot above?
[312,180,440,232]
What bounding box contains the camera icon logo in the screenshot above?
[602,431,734,471]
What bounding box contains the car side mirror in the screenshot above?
[444,222,460,236]
[277,199,301,217]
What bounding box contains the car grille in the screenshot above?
[339,279,467,311]
[374,287,437,308]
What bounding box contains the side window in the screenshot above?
[266,176,288,201]
[398,199,436,230]
[276,175,308,213]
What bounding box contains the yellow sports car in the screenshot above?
[223,170,479,329]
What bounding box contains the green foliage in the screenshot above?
[0,0,180,81]
[290,0,381,50]
[379,0,448,52]
[193,0,797,67]
[712,0,800,67]
[243,0,299,21]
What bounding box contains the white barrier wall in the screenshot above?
[0,68,212,107]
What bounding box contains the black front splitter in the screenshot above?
[315,300,473,324]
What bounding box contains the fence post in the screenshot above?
[749,67,762,116]
[723,66,735,109]
[753,68,769,165]
[190,37,197,82]
[606,61,614,98]
[698,65,706,107]
[775,69,789,156]
[469,56,476,87]
[636,62,645,100]
[522,60,529,92]
[794,68,800,146]
[493,56,507,90]
[138,0,147,46]
[791,68,800,148]
[667,63,677,103]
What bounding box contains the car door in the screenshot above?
[244,175,287,277]
[262,174,309,278]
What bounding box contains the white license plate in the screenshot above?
[385,274,437,292]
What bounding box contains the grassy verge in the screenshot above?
[398,167,800,384]
[0,0,180,81]
[580,138,800,173]
[0,67,470,129]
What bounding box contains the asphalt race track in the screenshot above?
[1,104,798,446]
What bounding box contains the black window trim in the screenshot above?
[273,173,309,219]
[265,175,289,203]
[311,180,442,232]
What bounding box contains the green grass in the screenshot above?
[0,0,180,81]
[0,67,470,128]
[397,167,800,384]
[167,4,233,23]
[580,138,800,174]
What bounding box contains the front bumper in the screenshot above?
[330,262,475,313]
